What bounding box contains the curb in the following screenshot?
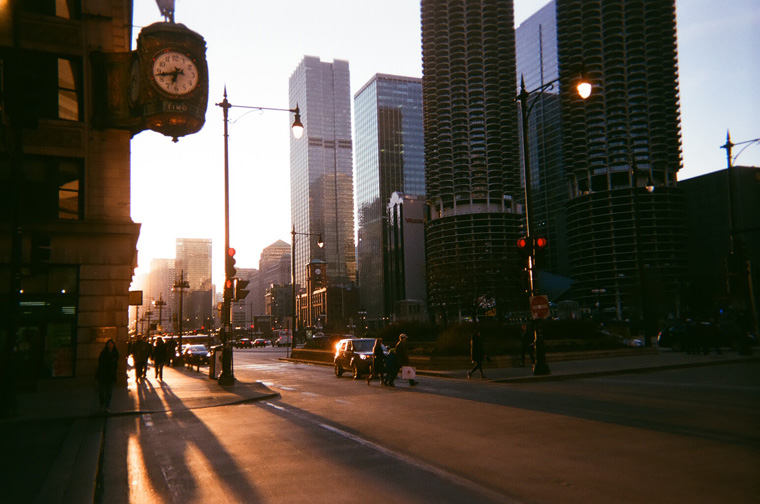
[492,356,760,383]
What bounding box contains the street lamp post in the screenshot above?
[516,71,590,376]
[631,158,655,346]
[290,225,323,358]
[154,295,166,333]
[216,89,303,384]
[721,132,760,338]
[173,270,189,365]
[145,308,153,341]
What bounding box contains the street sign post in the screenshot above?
[530,295,550,319]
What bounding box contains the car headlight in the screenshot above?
[360,354,369,360]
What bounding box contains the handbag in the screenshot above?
[401,366,416,380]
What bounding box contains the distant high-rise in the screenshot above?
[175,238,213,330]
[148,258,175,331]
[354,74,424,325]
[289,56,356,292]
[175,238,212,291]
[422,0,524,322]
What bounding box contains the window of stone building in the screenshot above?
[20,156,83,221]
[57,58,80,121]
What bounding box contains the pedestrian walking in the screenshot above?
[383,348,397,387]
[467,330,487,379]
[166,338,177,366]
[395,333,418,386]
[520,323,535,367]
[153,336,168,380]
[132,336,150,381]
[95,339,119,412]
[366,337,386,385]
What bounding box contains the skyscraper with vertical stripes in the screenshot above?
[288,56,357,328]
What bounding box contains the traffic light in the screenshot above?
[535,237,548,249]
[225,247,237,279]
[223,278,234,302]
[516,236,533,256]
[234,278,250,301]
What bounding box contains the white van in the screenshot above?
[274,330,292,347]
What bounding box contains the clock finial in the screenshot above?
[155,0,175,23]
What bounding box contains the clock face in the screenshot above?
[314,268,322,276]
[151,50,199,96]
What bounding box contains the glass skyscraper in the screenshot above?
[354,74,424,325]
[515,2,569,278]
[288,56,356,293]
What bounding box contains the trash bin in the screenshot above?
[209,345,223,379]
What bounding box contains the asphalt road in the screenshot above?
[101,347,760,503]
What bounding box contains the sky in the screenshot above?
[129,0,760,292]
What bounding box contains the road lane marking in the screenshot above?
[317,423,519,504]
[261,402,518,504]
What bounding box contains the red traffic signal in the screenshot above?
[225,247,237,278]
[223,278,234,301]
[517,237,530,249]
[535,237,548,249]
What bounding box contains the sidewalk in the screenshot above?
[419,348,760,383]
[2,349,756,503]
[1,363,278,504]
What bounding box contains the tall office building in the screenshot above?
[422,0,525,322]
[288,56,356,288]
[175,238,212,291]
[289,56,357,328]
[175,238,213,330]
[251,240,290,318]
[354,74,424,325]
[555,0,688,322]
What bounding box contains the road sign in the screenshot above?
[530,295,550,319]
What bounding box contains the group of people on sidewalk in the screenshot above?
[94,336,176,412]
[128,336,175,381]
[365,333,419,387]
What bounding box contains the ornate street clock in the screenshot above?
[132,22,208,142]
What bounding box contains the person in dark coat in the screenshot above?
[366,337,386,385]
[95,339,119,412]
[520,323,535,367]
[152,337,168,380]
[132,336,150,381]
[394,333,418,386]
[165,338,177,366]
[467,330,486,379]
[383,348,397,387]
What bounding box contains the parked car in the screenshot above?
[252,338,268,348]
[657,324,689,351]
[183,344,211,365]
[334,338,384,379]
